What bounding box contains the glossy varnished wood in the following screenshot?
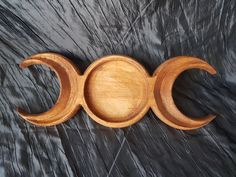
[151,56,217,130]
[17,53,217,129]
[81,55,150,128]
[17,53,81,126]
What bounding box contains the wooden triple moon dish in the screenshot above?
[17,53,217,130]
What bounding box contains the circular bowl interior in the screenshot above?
[83,56,149,127]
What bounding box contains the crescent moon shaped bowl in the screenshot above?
[17,53,217,130]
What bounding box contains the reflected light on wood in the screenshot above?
[17,53,217,130]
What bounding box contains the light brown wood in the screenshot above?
[81,55,150,128]
[151,56,217,130]
[17,53,81,126]
[17,53,217,129]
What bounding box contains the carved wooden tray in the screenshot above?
[17,53,217,130]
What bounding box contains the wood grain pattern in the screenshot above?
[82,55,149,128]
[17,53,217,129]
[151,56,217,130]
[1,1,236,177]
[17,53,81,126]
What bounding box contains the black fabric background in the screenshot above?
[0,0,236,176]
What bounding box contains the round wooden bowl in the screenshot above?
[17,53,217,130]
[81,55,150,128]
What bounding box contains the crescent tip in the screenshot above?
[19,60,31,69]
[17,108,35,121]
[208,67,217,75]
[17,107,27,118]
[16,107,42,125]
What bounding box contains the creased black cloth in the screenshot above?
[0,0,236,177]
